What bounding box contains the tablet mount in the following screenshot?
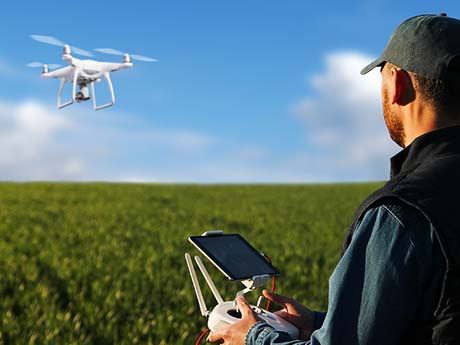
[185,230,299,338]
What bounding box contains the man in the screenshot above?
[209,13,460,344]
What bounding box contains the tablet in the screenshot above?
[188,233,280,281]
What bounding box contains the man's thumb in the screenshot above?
[236,296,252,317]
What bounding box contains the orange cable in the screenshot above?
[263,254,277,311]
[196,328,210,345]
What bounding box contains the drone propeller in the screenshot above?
[94,48,158,62]
[30,34,93,57]
[26,62,61,69]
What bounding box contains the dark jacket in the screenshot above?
[342,126,460,344]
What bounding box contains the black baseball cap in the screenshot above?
[361,13,460,80]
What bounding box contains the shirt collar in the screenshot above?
[390,126,460,178]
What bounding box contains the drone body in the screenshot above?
[40,45,133,110]
[29,35,156,110]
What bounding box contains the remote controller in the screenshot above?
[208,301,299,338]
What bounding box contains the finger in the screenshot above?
[236,296,253,318]
[262,290,292,307]
[273,309,290,319]
[273,310,299,325]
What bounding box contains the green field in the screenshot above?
[0,182,382,344]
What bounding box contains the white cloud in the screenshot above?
[0,99,218,181]
[293,51,400,181]
[114,163,309,184]
[0,100,86,180]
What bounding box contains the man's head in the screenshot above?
[362,14,460,147]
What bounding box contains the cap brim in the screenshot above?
[360,57,386,75]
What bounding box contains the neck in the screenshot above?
[401,101,460,147]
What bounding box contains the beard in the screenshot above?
[382,90,405,147]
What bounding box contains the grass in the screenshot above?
[0,182,382,344]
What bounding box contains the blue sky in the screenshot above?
[0,1,459,182]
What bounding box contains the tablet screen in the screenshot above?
[188,234,280,280]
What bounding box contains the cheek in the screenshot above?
[381,76,387,98]
[381,84,387,109]
[381,78,391,109]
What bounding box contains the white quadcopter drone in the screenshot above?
[28,35,157,110]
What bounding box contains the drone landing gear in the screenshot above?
[57,72,116,110]
[90,73,116,111]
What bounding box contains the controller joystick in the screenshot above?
[227,308,242,318]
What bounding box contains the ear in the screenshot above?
[388,67,414,105]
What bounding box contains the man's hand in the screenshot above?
[207,296,260,344]
[263,290,314,340]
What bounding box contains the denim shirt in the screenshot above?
[245,201,443,345]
